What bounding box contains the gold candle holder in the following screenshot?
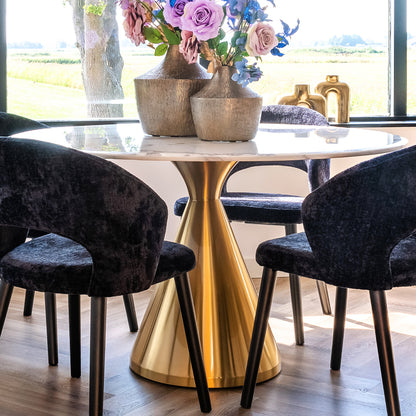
[278,84,326,117]
[315,75,350,123]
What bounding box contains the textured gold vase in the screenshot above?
[190,66,263,141]
[134,45,211,136]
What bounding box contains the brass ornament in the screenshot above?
[315,75,350,123]
[278,84,326,117]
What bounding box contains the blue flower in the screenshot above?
[243,0,267,24]
[225,0,247,15]
[232,59,263,87]
[271,19,300,56]
[279,18,300,37]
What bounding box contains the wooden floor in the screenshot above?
[0,278,416,415]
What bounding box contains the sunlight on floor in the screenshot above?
[268,311,416,346]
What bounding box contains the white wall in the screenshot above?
[111,126,416,278]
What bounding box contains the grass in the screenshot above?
[6,47,416,120]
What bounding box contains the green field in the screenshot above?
[6,47,416,120]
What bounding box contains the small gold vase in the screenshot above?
[134,45,211,136]
[190,66,263,141]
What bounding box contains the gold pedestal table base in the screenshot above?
[130,161,280,388]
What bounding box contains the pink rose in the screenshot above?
[122,2,147,46]
[245,22,278,56]
[179,30,200,63]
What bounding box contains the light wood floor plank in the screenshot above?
[0,278,415,415]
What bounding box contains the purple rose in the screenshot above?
[164,0,193,28]
[246,22,278,56]
[118,0,130,10]
[181,0,224,41]
[179,30,200,63]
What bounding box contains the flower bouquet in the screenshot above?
[120,0,298,139]
[119,0,212,136]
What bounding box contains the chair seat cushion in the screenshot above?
[256,232,416,290]
[174,193,304,225]
[256,233,319,279]
[0,234,195,295]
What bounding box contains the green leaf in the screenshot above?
[161,24,181,45]
[208,29,225,50]
[208,38,218,50]
[143,27,163,44]
[155,43,168,56]
[230,31,241,47]
[217,41,228,57]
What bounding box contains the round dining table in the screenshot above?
[13,122,407,389]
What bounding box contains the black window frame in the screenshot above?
[0,0,414,126]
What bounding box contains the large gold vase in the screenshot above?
[190,65,263,141]
[134,45,211,136]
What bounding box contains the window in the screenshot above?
[408,0,415,115]
[0,0,413,121]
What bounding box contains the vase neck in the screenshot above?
[193,65,260,99]
[139,45,211,80]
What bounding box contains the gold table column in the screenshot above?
[130,161,280,388]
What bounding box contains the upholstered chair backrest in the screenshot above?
[302,145,416,290]
[0,113,51,252]
[0,112,49,136]
[222,105,330,194]
[0,137,168,297]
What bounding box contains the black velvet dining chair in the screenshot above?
[174,104,331,345]
[241,144,416,415]
[0,112,52,315]
[0,137,211,415]
[0,112,139,337]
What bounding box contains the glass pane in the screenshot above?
[6,0,391,120]
[252,0,390,118]
[6,1,84,119]
[408,0,416,115]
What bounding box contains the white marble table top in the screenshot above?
[13,122,407,161]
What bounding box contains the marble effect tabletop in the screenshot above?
[14,122,407,162]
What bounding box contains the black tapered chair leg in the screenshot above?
[241,267,277,409]
[45,292,58,366]
[316,280,332,315]
[23,290,35,316]
[68,294,81,378]
[370,290,401,416]
[0,280,14,335]
[289,273,304,345]
[330,287,348,371]
[89,297,107,416]
[285,224,304,345]
[174,273,211,413]
[122,294,138,332]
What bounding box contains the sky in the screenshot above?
[5,0,411,48]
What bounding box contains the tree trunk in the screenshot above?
[69,0,124,118]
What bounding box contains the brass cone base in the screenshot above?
[130,161,280,388]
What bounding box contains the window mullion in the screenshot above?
[390,0,407,116]
[0,0,6,112]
